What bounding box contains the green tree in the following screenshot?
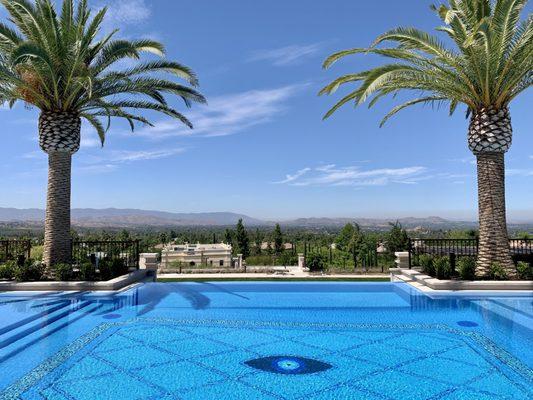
[273,224,284,255]
[320,0,531,278]
[224,229,234,247]
[0,0,205,266]
[253,229,262,255]
[336,223,355,251]
[235,219,250,258]
[118,229,130,241]
[385,222,410,254]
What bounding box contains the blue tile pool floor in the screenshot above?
[0,282,531,399]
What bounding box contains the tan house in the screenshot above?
[161,243,233,268]
[260,242,294,251]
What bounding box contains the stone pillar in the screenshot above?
[298,253,305,270]
[395,252,410,269]
[140,253,159,271]
[236,254,243,269]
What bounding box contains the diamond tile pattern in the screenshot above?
[16,320,533,400]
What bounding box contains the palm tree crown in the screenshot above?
[0,0,206,144]
[320,0,531,125]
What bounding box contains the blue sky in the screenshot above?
[1,0,532,221]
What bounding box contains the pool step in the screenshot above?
[0,300,94,349]
[0,301,106,362]
[472,299,533,331]
[0,301,72,337]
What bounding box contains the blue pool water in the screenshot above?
[0,282,531,399]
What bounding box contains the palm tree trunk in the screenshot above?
[476,153,514,277]
[43,152,72,267]
[469,107,515,278]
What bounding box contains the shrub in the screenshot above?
[419,254,435,276]
[434,256,452,280]
[278,252,298,266]
[14,262,45,282]
[30,245,44,261]
[79,263,96,281]
[99,258,128,280]
[457,257,476,281]
[489,263,508,281]
[98,259,112,281]
[246,255,275,266]
[516,262,533,280]
[110,258,129,278]
[52,263,74,281]
[0,261,17,280]
[307,253,327,272]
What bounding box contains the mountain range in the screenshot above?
[0,207,484,229]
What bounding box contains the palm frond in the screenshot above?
[321,0,532,124]
[0,0,204,143]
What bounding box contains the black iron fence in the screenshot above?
[71,240,140,269]
[0,240,31,264]
[303,244,390,272]
[408,238,533,269]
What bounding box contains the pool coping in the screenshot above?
[0,270,149,292]
[391,268,533,291]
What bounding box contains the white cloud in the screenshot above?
[81,136,102,149]
[76,147,185,174]
[135,84,307,139]
[275,168,311,184]
[275,165,428,187]
[507,168,533,177]
[248,43,323,66]
[449,157,476,165]
[22,150,45,160]
[97,0,151,27]
[106,148,185,163]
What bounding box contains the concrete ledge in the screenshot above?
[0,269,148,292]
[391,268,533,291]
[157,272,389,280]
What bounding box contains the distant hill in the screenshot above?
[283,216,471,229]
[0,207,530,230]
[0,208,266,227]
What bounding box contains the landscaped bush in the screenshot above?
[434,256,452,280]
[98,258,128,280]
[14,261,45,282]
[110,258,129,278]
[489,263,508,281]
[79,263,96,281]
[516,262,533,280]
[0,261,17,280]
[457,257,476,281]
[278,252,298,266]
[246,255,275,266]
[30,245,44,261]
[419,254,435,276]
[307,253,327,272]
[98,260,112,281]
[52,263,73,281]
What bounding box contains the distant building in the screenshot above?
[260,242,294,251]
[161,243,233,268]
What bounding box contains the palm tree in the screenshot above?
[0,0,205,267]
[320,0,531,278]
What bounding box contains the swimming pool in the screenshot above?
[0,282,531,399]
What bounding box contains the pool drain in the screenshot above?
[457,320,479,327]
[103,314,122,319]
[245,356,332,375]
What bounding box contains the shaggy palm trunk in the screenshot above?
[468,107,515,278]
[40,112,81,267]
[44,153,73,266]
